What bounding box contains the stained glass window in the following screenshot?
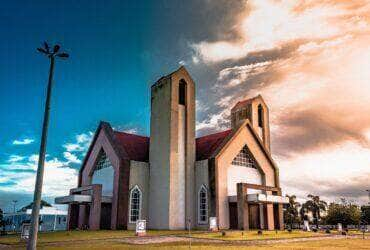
[198,186,208,224]
[231,145,257,169]
[129,186,141,223]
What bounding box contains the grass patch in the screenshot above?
[189,230,323,241]
[0,230,194,245]
[1,229,368,249]
[38,238,370,250]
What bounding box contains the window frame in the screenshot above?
[198,185,208,225]
[179,80,186,105]
[129,185,142,223]
[231,145,257,169]
[258,104,264,128]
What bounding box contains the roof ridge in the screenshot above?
[113,130,149,139]
[196,129,232,140]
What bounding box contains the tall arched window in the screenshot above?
[129,186,142,223]
[258,104,263,128]
[179,80,186,105]
[198,185,208,224]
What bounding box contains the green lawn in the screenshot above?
[0,230,368,249]
[0,230,193,245]
[190,230,323,241]
[37,238,370,250]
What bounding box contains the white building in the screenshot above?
[4,206,67,232]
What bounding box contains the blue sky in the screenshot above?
[1,0,370,212]
[0,0,226,211]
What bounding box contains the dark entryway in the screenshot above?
[68,204,79,230]
[229,202,238,229]
[100,203,112,229]
[273,204,279,230]
[249,204,260,229]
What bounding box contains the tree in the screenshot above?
[301,194,327,228]
[325,199,361,227]
[20,200,52,212]
[360,205,369,225]
[284,195,301,229]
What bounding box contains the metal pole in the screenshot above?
[53,214,57,231]
[12,200,17,232]
[188,219,191,250]
[27,56,55,250]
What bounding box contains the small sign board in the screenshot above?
[209,217,218,231]
[337,223,343,232]
[21,223,31,241]
[136,220,146,236]
[303,220,310,231]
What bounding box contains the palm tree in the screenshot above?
[284,195,301,230]
[302,194,327,229]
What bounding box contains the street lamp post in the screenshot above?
[12,200,17,231]
[27,42,69,250]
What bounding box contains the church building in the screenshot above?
[55,66,288,231]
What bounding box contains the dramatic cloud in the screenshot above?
[192,0,370,63]
[192,0,370,204]
[12,138,34,145]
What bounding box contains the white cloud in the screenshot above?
[192,56,199,64]
[124,128,139,134]
[8,155,25,163]
[196,109,229,132]
[63,132,93,152]
[0,155,77,197]
[63,143,83,152]
[217,61,272,88]
[63,152,82,164]
[28,154,39,164]
[1,132,94,197]
[12,138,34,145]
[76,133,93,144]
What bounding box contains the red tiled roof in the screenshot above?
[196,129,232,161]
[112,129,232,162]
[113,131,150,162]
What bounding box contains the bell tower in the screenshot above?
[230,95,271,151]
[148,66,196,229]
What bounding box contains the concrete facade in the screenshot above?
[231,96,271,151]
[57,66,286,231]
[195,159,209,229]
[149,67,196,229]
[128,161,149,230]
